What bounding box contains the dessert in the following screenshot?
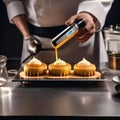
[24,57,47,76]
[73,58,96,76]
[48,58,72,76]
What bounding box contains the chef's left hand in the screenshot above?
[65,12,96,43]
[24,35,42,54]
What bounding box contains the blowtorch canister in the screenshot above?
[51,18,85,49]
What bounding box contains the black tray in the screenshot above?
[11,67,107,88]
[12,67,106,82]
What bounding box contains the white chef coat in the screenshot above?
[3,0,114,67]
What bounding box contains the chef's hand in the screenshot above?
[24,35,42,54]
[65,12,96,43]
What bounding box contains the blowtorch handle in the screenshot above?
[51,18,85,48]
[74,18,85,28]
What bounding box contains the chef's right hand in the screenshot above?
[24,35,42,55]
[65,12,96,43]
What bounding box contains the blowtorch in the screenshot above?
[51,18,85,49]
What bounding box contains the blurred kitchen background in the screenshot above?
[0,0,120,69]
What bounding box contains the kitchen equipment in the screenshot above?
[0,55,8,86]
[108,53,120,70]
[103,24,120,53]
[103,24,120,70]
[51,18,85,49]
[105,39,120,55]
[104,38,120,70]
[103,24,120,40]
[112,76,120,84]
[112,76,120,93]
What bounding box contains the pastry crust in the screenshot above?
[24,57,47,76]
[48,59,71,76]
[74,58,96,76]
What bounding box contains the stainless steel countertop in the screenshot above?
[0,64,120,117]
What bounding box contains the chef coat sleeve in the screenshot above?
[77,0,114,31]
[2,0,25,23]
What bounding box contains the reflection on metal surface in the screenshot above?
[0,77,6,86]
[8,69,18,76]
[0,87,12,97]
[112,93,120,102]
[81,96,92,106]
[0,87,12,115]
[8,69,18,82]
[0,55,8,86]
